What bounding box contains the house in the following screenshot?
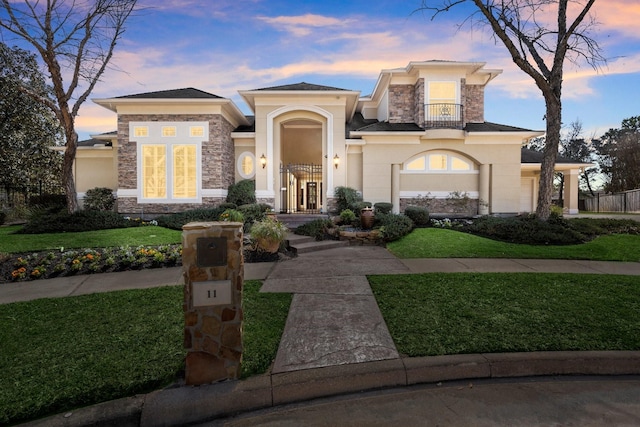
[74,60,588,216]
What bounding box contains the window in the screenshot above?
[173,145,197,198]
[190,126,204,137]
[428,81,457,105]
[162,126,177,137]
[237,152,256,179]
[134,126,149,138]
[141,143,198,201]
[403,152,474,173]
[142,145,167,198]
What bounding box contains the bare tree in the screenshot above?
[0,0,138,213]
[419,0,604,220]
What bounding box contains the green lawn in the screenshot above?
[0,225,182,253]
[387,228,640,261]
[0,281,291,426]
[370,273,640,357]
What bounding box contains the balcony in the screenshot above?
[425,103,464,129]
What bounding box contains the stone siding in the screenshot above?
[117,197,226,216]
[413,78,425,128]
[400,197,479,216]
[465,84,484,123]
[117,113,236,213]
[388,84,416,123]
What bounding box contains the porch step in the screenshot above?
[276,214,330,231]
[286,232,349,254]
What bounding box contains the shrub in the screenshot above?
[352,201,373,214]
[28,193,67,213]
[250,218,288,253]
[461,216,586,245]
[83,187,116,211]
[238,203,268,228]
[295,218,334,241]
[339,209,356,224]
[0,210,5,225]
[404,206,430,227]
[374,202,393,214]
[155,207,226,230]
[219,209,244,222]
[18,210,133,234]
[334,186,362,213]
[376,213,414,242]
[227,180,256,206]
[218,202,238,210]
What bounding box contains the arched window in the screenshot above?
[237,152,256,179]
[404,152,474,173]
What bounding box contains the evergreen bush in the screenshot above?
[155,207,226,230]
[334,186,361,213]
[375,213,413,242]
[83,187,116,211]
[404,206,430,227]
[295,218,334,241]
[227,180,256,206]
[374,202,393,214]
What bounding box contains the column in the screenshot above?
[563,169,580,214]
[391,163,400,214]
[479,163,490,215]
[182,221,244,385]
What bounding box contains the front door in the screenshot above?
[280,163,322,213]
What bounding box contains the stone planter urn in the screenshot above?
[360,207,374,229]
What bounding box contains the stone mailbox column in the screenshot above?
[182,222,244,385]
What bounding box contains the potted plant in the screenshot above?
[250,217,288,253]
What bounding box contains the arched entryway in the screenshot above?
[279,118,323,213]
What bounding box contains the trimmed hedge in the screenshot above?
[375,212,413,242]
[374,202,393,214]
[83,187,115,211]
[404,206,430,227]
[18,210,135,234]
[156,207,227,230]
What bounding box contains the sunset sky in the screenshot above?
[8,0,640,141]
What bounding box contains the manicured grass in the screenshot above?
[0,281,291,425]
[0,225,182,253]
[387,228,640,261]
[242,281,293,378]
[370,273,640,357]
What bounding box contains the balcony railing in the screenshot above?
[425,103,464,129]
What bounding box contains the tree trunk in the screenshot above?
[62,128,79,213]
[536,96,562,220]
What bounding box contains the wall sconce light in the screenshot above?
[333,154,340,169]
[260,154,266,169]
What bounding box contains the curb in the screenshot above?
[22,350,640,427]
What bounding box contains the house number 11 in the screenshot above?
[208,290,217,298]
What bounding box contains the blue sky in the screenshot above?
[60,0,640,141]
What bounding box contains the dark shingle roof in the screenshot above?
[521,148,589,164]
[253,82,350,92]
[464,122,536,132]
[116,87,223,99]
[234,116,255,132]
[354,121,424,132]
[78,138,112,147]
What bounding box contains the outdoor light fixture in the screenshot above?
[260,154,266,169]
[333,154,340,169]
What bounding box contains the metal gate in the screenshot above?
[280,163,323,213]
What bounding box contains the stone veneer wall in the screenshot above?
[413,78,425,128]
[388,84,416,124]
[400,197,479,216]
[116,114,235,214]
[465,84,485,124]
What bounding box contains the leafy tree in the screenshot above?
[0,43,63,205]
[0,0,138,213]
[593,116,640,193]
[419,0,604,220]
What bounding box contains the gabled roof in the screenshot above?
[252,82,350,92]
[115,87,223,99]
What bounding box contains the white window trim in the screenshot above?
[402,152,477,174]
[237,151,256,179]
[137,140,202,204]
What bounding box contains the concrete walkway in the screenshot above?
[5,247,640,426]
